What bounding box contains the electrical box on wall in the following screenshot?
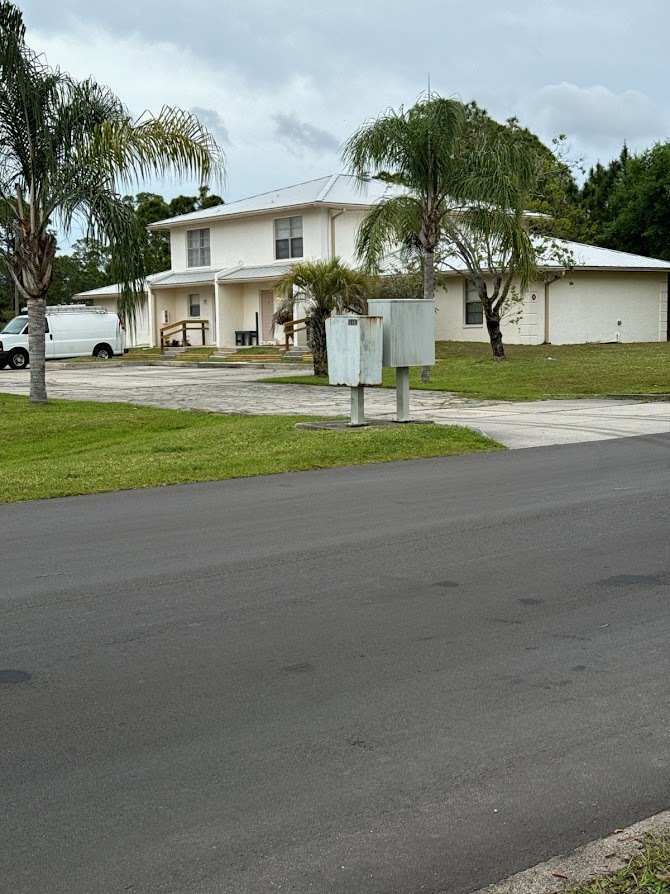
[367,298,435,368]
[325,315,383,387]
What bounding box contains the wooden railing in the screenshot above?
[160,319,209,352]
[282,316,308,350]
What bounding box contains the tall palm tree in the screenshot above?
[341,96,466,380]
[342,96,542,363]
[273,258,369,377]
[0,2,224,402]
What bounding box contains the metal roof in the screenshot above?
[72,282,134,299]
[150,269,217,287]
[148,174,402,229]
[217,262,295,283]
[433,239,670,274]
[537,240,670,270]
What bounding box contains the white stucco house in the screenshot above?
[74,173,670,348]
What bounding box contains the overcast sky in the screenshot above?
[20,0,669,204]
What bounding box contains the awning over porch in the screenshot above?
[216,262,294,284]
[150,269,218,288]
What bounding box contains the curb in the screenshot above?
[50,361,308,371]
[466,810,670,894]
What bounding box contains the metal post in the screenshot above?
[350,385,366,426]
[396,366,410,422]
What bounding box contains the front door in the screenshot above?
[260,289,275,342]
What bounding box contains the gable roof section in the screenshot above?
[147,174,401,230]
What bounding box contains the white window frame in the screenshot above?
[188,293,201,317]
[464,279,484,326]
[274,215,303,260]
[186,228,211,268]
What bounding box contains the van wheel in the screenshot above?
[93,344,113,359]
[8,349,28,369]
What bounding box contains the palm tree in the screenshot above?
[341,95,466,380]
[273,258,369,377]
[342,96,542,362]
[0,2,224,402]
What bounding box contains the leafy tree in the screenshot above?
[131,186,224,275]
[0,2,224,402]
[273,258,369,376]
[47,239,111,305]
[579,145,629,238]
[597,143,670,259]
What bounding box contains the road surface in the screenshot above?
[2,435,670,893]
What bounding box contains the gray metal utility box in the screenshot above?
[325,315,383,386]
[366,298,435,368]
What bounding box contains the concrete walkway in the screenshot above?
[2,364,670,448]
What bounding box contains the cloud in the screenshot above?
[189,106,230,145]
[273,113,340,155]
[521,83,662,147]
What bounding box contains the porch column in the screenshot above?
[147,284,156,347]
[214,278,221,348]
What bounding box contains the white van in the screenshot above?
[0,305,126,369]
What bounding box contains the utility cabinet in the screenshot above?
[326,315,383,386]
[366,298,435,368]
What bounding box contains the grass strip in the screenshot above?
[258,341,670,401]
[0,394,502,502]
[564,834,670,894]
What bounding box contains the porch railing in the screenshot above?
[160,319,209,352]
[282,316,308,350]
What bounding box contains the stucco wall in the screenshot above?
[547,272,666,344]
[435,277,545,345]
[82,296,151,348]
[168,208,329,272]
[434,272,667,345]
[152,286,216,345]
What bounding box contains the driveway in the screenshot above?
[2,364,670,448]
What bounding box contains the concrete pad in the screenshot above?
[467,809,670,894]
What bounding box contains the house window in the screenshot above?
[188,294,200,317]
[274,216,303,259]
[465,280,484,325]
[187,228,211,267]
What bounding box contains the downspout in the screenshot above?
[544,280,551,344]
[329,208,345,259]
[667,272,670,341]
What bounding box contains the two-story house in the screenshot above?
[76,173,670,348]
[119,175,392,349]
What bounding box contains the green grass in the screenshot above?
[258,341,670,401]
[0,394,502,502]
[564,834,670,894]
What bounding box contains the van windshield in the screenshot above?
[1,317,28,334]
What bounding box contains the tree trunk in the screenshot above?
[485,308,506,360]
[420,248,434,382]
[307,315,328,377]
[27,296,48,402]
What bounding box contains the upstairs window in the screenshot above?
[187,228,210,267]
[275,216,303,259]
[188,294,201,317]
[465,280,484,325]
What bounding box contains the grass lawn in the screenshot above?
[259,341,670,401]
[0,394,502,503]
[564,834,670,894]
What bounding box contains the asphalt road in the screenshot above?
[2,436,670,894]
